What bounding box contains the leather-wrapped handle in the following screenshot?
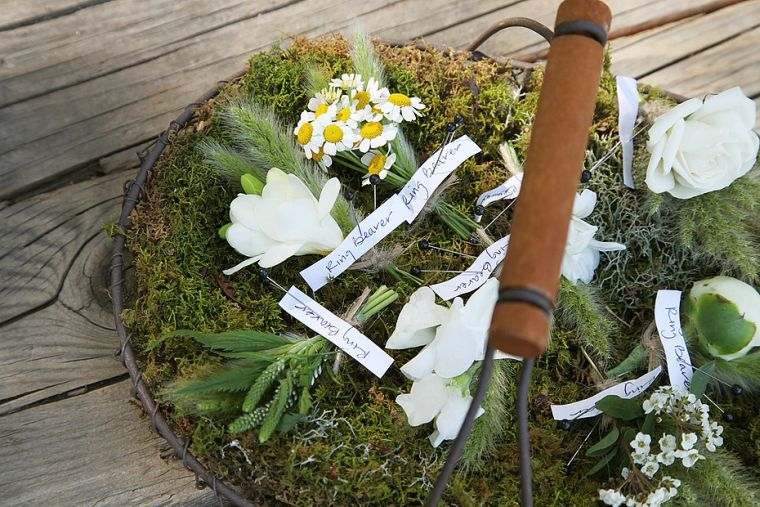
[489,0,611,358]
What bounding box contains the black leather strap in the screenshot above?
[497,287,554,316]
[554,19,608,46]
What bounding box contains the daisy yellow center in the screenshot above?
[312,148,324,162]
[337,106,351,122]
[354,91,370,109]
[324,124,343,143]
[296,122,313,145]
[360,121,383,139]
[315,103,329,117]
[389,93,412,106]
[372,105,382,114]
[367,154,386,175]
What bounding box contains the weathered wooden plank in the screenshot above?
[0,381,216,505]
[610,1,760,80]
[0,0,99,30]
[422,0,729,58]
[0,171,129,323]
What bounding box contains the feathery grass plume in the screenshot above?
[350,29,385,85]
[671,173,760,282]
[197,139,261,185]
[305,64,331,97]
[460,359,518,470]
[219,98,359,234]
[555,279,616,365]
[679,449,760,506]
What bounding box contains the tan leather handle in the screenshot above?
[489,0,611,358]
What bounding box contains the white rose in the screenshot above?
[645,87,759,199]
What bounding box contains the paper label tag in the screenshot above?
[550,366,662,420]
[398,135,481,223]
[430,236,509,300]
[474,175,522,221]
[616,75,639,189]
[301,194,408,291]
[278,286,393,378]
[655,289,693,391]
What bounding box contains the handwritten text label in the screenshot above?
[430,236,509,300]
[279,286,393,378]
[655,289,693,391]
[474,175,523,221]
[550,366,662,420]
[398,135,481,223]
[616,75,639,189]
[301,194,408,291]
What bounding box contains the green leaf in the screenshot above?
[690,361,716,397]
[298,386,312,415]
[693,293,756,357]
[642,413,655,435]
[277,412,306,433]
[595,395,644,421]
[242,359,284,412]
[228,406,267,434]
[586,427,620,457]
[259,375,293,443]
[585,447,618,477]
[171,361,267,397]
[169,329,291,353]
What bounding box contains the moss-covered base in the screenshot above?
[122,36,760,504]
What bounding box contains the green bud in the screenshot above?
[687,276,760,360]
[218,223,232,239]
[241,173,264,195]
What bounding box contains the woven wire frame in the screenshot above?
[109,22,546,506]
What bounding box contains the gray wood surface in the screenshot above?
[1,0,759,504]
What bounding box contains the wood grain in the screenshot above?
[0,381,215,505]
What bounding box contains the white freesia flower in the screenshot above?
[223,168,343,273]
[380,92,425,122]
[562,189,625,284]
[395,373,483,447]
[387,278,500,380]
[645,87,759,199]
[360,150,396,186]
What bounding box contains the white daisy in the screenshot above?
[307,87,341,121]
[350,77,389,110]
[333,95,361,129]
[380,92,425,122]
[318,120,356,156]
[355,121,397,153]
[360,150,396,186]
[330,72,364,90]
[307,146,332,170]
[293,116,323,157]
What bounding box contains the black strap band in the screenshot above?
[554,19,608,46]
[497,287,554,316]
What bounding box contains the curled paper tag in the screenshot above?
[278,286,393,378]
[398,135,481,223]
[430,236,509,300]
[473,175,522,222]
[550,366,662,420]
[654,289,693,391]
[300,194,408,291]
[616,75,639,189]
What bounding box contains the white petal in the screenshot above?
[433,318,481,378]
[462,277,499,331]
[400,342,437,381]
[225,223,273,257]
[386,287,449,349]
[647,98,703,143]
[395,374,449,426]
[229,194,261,227]
[317,178,341,218]
[572,189,597,218]
[434,389,483,441]
[257,242,303,268]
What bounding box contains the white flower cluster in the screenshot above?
[293,73,424,184]
[599,386,724,507]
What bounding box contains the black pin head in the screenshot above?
[345,190,355,201]
[410,266,422,277]
[467,232,480,245]
[731,384,744,396]
[563,462,576,475]
[453,115,465,127]
[473,204,485,216]
[258,267,270,283]
[558,419,573,431]
[369,174,381,186]
[418,239,431,251]
[723,412,735,423]
[446,122,457,133]
[580,170,592,183]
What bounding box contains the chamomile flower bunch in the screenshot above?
[294,72,424,186]
[599,386,724,506]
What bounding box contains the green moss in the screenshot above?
[123,35,760,504]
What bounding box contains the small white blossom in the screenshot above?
[599,489,627,507]
[631,432,652,455]
[680,432,698,451]
[658,434,676,453]
[675,448,704,468]
[641,457,660,478]
[621,467,630,479]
